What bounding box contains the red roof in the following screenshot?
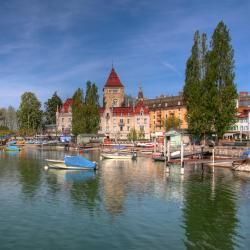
[112,107,133,116]
[99,104,149,116]
[60,98,73,113]
[104,67,124,88]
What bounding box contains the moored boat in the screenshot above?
[4,145,22,151]
[45,155,97,170]
[101,152,137,160]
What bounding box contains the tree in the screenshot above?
[44,92,62,124]
[184,21,237,141]
[72,88,85,136]
[183,31,210,141]
[17,92,42,133]
[205,21,237,139]
[6,106,18,131]
[84,81,100,133]
[164,116,181,131]
[0,106,18,131]
[138,130,145,140]
[127,128,137,141]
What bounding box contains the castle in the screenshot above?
[56,67,150,140]
[99,67,150,140]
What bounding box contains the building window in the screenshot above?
[140,126,144,132]
[112,99,118,107]
[144,118,147,124]
[62,118,64,122]
[127,126,130,131]
[120,126,123,131]
[127,119,130,124]
[165,103,168,107]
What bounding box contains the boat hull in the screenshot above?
[101,153,133,160]
[45,159,97,170]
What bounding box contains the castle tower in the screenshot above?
[138,86,144,103]
[103,67,125,108]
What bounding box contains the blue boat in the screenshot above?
[241,148,250,159]
[45,155,97,170]
[4,145,21,151]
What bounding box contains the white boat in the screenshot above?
[45,156,97,170]
[100,152,136,160]
[46,161,94,170]
[206,161,232,167]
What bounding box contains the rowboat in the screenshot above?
[206,161,233,167]
[100,152,137,160]
[45,155,97,170]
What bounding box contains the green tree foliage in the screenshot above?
[84,81,100,133]
[17,92,42,133]
[205,21,237,139]
[72,82,100,136]
[0,125,9,130]
[44,92,62,124]
[183,31,210,140]
[127,128,138,141]
[184,21,237,140]
[138,130,145,140]
[0,106,17,130]
[72,88,85,136]
[164,115,181,131]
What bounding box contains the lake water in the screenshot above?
[0,148,250,249]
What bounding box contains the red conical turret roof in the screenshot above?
[104,67,124,87]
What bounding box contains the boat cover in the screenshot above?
[6,145,20,150]
[64,155,96,168]
[241,151,250,159]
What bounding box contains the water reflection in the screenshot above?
[182,166,239,249]
[101,158,166,215]
[69,171,99,210]
[17,154,42,198]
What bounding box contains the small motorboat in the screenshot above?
[206,161,233,167]
[101,152,137,160]
[152,151,181,162]
[45,155,97,170]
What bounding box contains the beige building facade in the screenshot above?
[144,95,187,136]
[56,98,73,134]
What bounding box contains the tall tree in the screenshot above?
[72,88,85,136]
[205,21,237,139]
[127,128,137,141]
[183,31,209,140]
[84,81,100,133]
[44,92,62,124]
[17,92,42,133]
[164,115,181,131]
[6,106,18,130]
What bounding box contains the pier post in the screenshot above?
[212,148,215,173]
[167,141,170,162]
[180,141,184,175]
[163,135,167,162]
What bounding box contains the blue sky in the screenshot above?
[0,0,249,108]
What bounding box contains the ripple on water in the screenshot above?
[0,150,250,249]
